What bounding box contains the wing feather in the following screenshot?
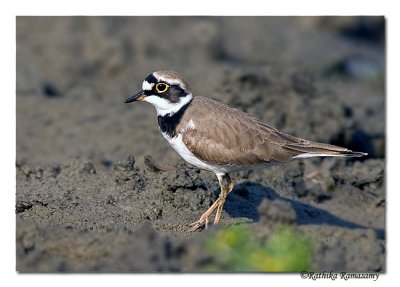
[181,97,364,167]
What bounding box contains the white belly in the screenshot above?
[161,128,285,175]
[161,132,234,176]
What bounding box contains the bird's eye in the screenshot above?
[155,83,169,93]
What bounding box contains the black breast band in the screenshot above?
[157,100,192,138]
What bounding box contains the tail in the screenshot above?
[283,140,367,159]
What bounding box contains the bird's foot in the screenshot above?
[189,215,209,232]
[189,198,221,231]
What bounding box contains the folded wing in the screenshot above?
[182,97,365,166]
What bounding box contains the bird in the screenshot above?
[124,70,367,231]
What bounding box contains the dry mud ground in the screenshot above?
[16,16,385,272]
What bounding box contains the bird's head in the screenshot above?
[125,70,193,116]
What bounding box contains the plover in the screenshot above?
[124,70,366,231]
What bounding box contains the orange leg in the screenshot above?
[190,174,234,231]
[214,174,234,224]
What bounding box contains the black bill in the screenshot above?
[124,91,145,103]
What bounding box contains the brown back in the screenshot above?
[179,97,351,166]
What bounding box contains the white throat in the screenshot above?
[143,93,193,116]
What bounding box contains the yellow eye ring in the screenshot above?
[155,83,169,93]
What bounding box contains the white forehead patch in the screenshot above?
[142,80,154,91]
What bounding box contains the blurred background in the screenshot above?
[16,16,384,169]
[16,16,385,272]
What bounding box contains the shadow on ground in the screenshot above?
[224,181,384,239]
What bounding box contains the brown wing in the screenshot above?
[181,97,361,166]
[180,97,296,166]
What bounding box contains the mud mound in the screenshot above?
[16,156,385,272]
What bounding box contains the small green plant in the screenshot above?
[203,225,312,272]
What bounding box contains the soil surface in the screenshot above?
[16,16,385,272]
